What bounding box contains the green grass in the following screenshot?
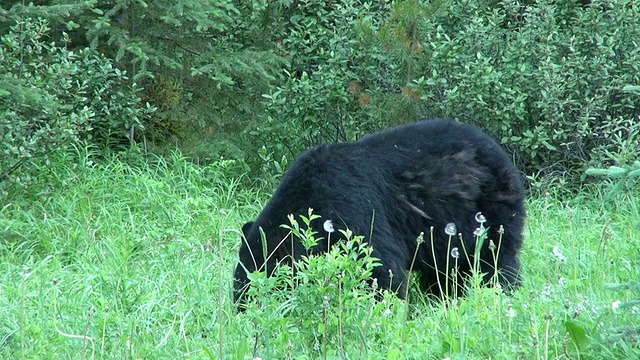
[1,149,638,359]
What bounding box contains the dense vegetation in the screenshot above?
[1,151,638,358]
[2,0,639,186]
[1,0,639,358]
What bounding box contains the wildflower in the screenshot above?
[552,246,567,263]
[506,304,517,318]
[473,227,484,237]
[611,300,622,311]
[558,277,567,286]
[475,212,486,224]
[450,247,460,259]
[383,308,392,317]
[323,220,335,233]
[445,223,457,236]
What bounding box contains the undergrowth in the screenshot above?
[0,148,638,359]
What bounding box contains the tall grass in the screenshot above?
[1,148,638,359]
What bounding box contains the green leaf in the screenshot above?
[565,319,591,350]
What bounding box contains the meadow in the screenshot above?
[1,148,638,359]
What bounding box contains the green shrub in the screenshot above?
[240,211,400,358]
[374,0,640,178]
[254,1,403,160]
[0,18,150,189]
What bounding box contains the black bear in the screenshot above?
[234,119,526,305]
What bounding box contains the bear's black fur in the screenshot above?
[234,119,526,305]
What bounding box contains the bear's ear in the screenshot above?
[241,222,254,239]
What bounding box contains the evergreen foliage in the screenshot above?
[0,17,149,189]
[79,0,286,158]
[2,0,639,186]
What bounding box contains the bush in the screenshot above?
[372,0,640,178]
[251,0,640,186]
[254,1,403,160]
[240,211,400,358]
[0,18,150,189]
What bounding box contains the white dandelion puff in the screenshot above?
[450,247,460,259]
[445,223,457,236]
[323,219,335,233]
[552,246,567,263]
[475,212,487,224]
[473,227,483,237]
[611,300,622,311]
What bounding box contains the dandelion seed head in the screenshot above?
[323,219,335,233]
[445,223,457,236]
[475,212,486,224]
[473,227,483,237]
[552,246,567,263]
[558,277,567,286]
[450,247,460,259]
[611,300,622,311]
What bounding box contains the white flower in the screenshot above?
[558,277,567,286]
[611,300,622,311]
[323,220,335,233]
[473,227,483,237]
[552,246,567,263]
[475,212,486,224]
[445,223,457,236]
